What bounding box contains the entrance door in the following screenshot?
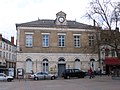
[58,64,66,77]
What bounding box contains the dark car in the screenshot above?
[62,69,86,79]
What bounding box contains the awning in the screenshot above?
[104,57,120,65]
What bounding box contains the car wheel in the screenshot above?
[34,77,39,80]
[7,79,12,82]
[67,76,70,79]
[51,76,55,80]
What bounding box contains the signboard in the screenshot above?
[17,68,24,76]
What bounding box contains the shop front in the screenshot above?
[104,57,120,75]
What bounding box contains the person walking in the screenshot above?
[88,68,93,79]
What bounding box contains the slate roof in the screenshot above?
[16,19,96,29]
[2,38,16,47]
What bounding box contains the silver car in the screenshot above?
[29,72,57,80]
[0,73,13,82]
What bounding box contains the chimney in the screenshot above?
[11,36,14,45]
[0,34,2,41]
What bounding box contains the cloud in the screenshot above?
[0,0,90,41]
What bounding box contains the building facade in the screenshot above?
[99,29,120,75]
[0,34,16,77]
[16,11,99,77]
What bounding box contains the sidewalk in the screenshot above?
[85,75,120,82]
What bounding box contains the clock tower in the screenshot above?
[55,11,67,26]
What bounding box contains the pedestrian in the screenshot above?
[88,68,93,79]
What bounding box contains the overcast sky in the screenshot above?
[0,0,92,41]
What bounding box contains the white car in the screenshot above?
[29,72,57,80]
[0,73,13,82]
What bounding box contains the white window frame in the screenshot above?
[58,35,65,47]
[73,34,81,47]
[42,33,50,47]
[88,34,94,46]
[25,34,33,47]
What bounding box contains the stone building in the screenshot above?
[0,34,16,77]
[16,11,99,77]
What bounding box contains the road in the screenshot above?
[0,76,120,90]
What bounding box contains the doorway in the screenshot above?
[58,57,66,77]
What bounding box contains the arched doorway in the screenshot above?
[58,57,66,77]
[25,58,33,73]
[75,59,80,70]
[42,59,49,73]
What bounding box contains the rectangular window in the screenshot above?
[3,52,5,58]
[74,36,80,47]
[9,53,11,60]
[26,34,33,47]
[6,45,8,50]
[58,35,65,47]
[9,46,11,51]
[88,34,94,46]
[6,52,8,59]
[4,44,5,49]
[42,35,49,47]
[111,49,115,57]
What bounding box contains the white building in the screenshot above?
[0,34,16,77]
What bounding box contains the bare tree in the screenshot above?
[86,0,113,29]
[86,0,120,60]
[85,1,120,77]
[111,2,120,29]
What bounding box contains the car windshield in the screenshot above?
[43,72,48,75]
[36,72,48,75]
[36,72,42,75]
[75,69,80,72]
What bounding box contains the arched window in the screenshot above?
[42,59,49,73]
[26,58,33,73]
[90,59,96,71]
[58,57,65,62]
[75,59,80,70]
[75,59,80,62]
[58,57,66,64]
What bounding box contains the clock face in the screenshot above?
[58,17,65,23]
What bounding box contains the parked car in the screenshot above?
[62,69,86,79]
[29,72,57,80]
[0,73,14,82]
